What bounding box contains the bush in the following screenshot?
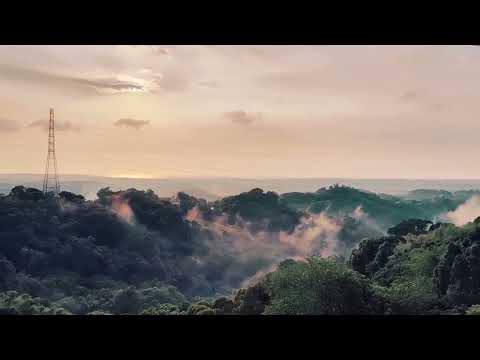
[466,304,480,315]
[138,286,187,308]
[53,296,89,314]
[265,257,383,315]
[112,287,141,314]
[187,303,212,315]
[233,283,270,315]
[387,219,433,237]
[141,303,181,315]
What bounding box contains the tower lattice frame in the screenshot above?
[42,108,61,196]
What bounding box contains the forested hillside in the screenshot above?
[1,184,479,315]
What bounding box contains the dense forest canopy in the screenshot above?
[1,184,480,315]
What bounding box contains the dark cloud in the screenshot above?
[28,119,79,132]
[114,118,150,130]
[0,118,20,132]
[224,110,260,126]
[0,64,197,95]
[74,78,145,93]
[0,64,146,94]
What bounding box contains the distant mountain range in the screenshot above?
[3,173,480,200]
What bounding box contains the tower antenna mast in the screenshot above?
[42,107,60,196]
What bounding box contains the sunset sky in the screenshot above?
[1,45,480,179]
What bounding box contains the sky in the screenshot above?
[1,45,480,179]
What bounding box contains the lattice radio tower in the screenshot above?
[42,107,61,196]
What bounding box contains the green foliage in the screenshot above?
[466,304,480,315]
[387,219,433,237]
[215,188,303,233]
[373,265,438,314]
[433,225,480,305]
[0,282,190,315]
[59,191,85,204]
[281,185,461,229]
[53,296,89,314]
[349,236,403,276]
[354,235,440,313]
[232,282,270,314]
[137,286,188,307]
[349,220,480,313]
[141,303,181,315]
[0,291,66,315]
[3,183,480,315]
[54,307,73,315]
[265,257,382,315]
[112,287,141,314]
[187,303,212,315]
[196,308,215,315]
[212,297,234,314]
[10,186,45,202]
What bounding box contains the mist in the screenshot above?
[184,205,382,291]
[110,194,136,224]
[439,195,480,226]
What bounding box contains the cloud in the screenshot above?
[399,90,449,113]
[150,46,171,56]
[429,102,448,112]
[152,74,189,92]
[114,118,150,130]
[196,81,219,88]
[0,118,20,132]
[0,61,195,96]
[28,119,79,132]
[224,110,260,126]
[75,77,146,94]
[134,68,191,93]
[0,64,152,94]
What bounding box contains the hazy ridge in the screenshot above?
[3,174,480,200]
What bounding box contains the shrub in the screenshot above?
[265,257,382,315]
[112,287,141,314]
[141,303,181,315]
[466,304,480,315]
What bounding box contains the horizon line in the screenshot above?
[4,172,480,182]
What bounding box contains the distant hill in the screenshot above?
[281,184,464,228]
[3,174,480,200]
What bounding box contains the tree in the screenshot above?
[466,304,480,315]
[387,219,433,237]
[265,257,382,314]
[0,257,16,291]
[112,287,141,314]
[9,186,45,202]
[59,191,85,203]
